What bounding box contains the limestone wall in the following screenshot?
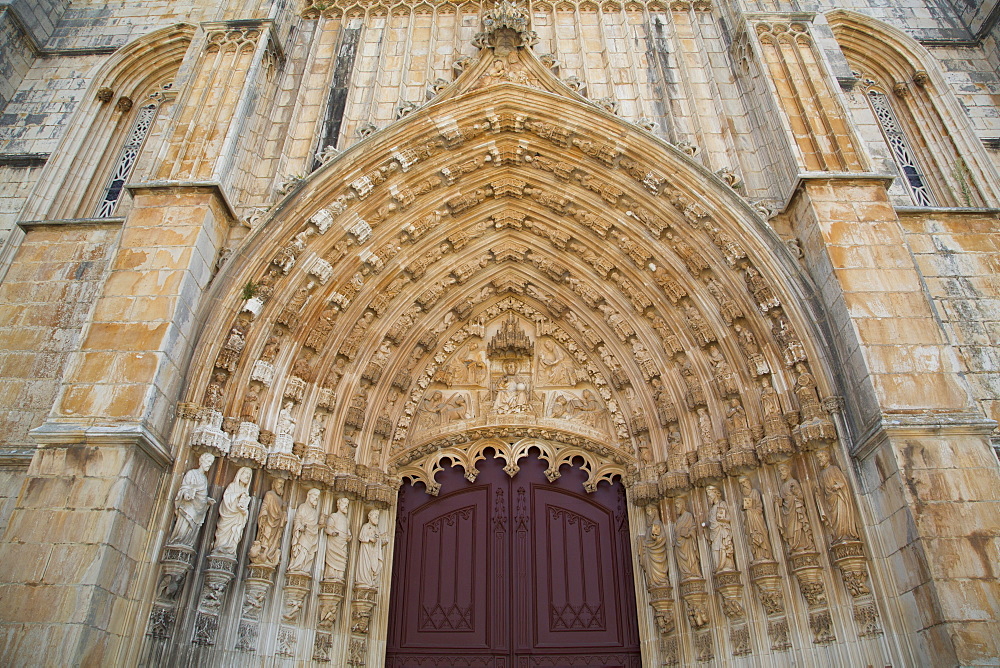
[0,222,119,447]
[901,211,1000,430]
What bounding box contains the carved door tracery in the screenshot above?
[387,453,640,667]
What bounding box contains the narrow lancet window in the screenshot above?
[94,102,158,218]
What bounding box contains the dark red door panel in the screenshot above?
[387,453,639,667]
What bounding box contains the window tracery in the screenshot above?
[94,99,160,218]
[857,74,933,207]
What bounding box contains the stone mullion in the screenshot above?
[669,5,707,157]
[694,9,750,184]
[340,12,381,147]
[213,28,282,193]
[623,7,658,129]
[267,16,341,187]
[683,7,733,175]
[580,7,609,103]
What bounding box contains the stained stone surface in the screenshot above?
[0,1,998,666]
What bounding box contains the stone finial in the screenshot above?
[472,1,538,52]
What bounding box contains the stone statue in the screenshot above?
[775,461,815,554]
[356,509,389,589]
[673,496,702,581]
[639,505,670,588]
[760,377,781,416]
[211,467,253,557]
[249,478,287,567]
[705,485,736,573]
[276,400,296,437]
[166,453,215,548]
[738,476,774,563]
[286,488,322,575]
[324,497,352,581]
[725,397,750,435]
[815,449,861,543]
[696,407,715,446]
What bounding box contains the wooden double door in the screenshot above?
[386,453,641,667]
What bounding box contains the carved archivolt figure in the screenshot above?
[775,461,815,555]
[249,478,287,568]
[639,505,670,588]
[738,476,774,563]
[760,377,782,416]
[696,407,715,446]
[323,497,352,581]
[308,413,326,449]
[815,449,861,543]
[673,496,703,581]
[211,467,253,557]
[286,488,322,575]
[706,485,736,574]
[203,371,227,410]
[356,509,389,589]
[276,400,296,437]
[166,452,215,548]
[725,397,750,434]
[240,384,261,422]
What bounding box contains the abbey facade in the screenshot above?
[0,0,998,665]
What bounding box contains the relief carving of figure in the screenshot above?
[323,497,352,581]
[249,478,287,567]
[705,485,736,574]
[416,391,446,430]
[639,505,670,588]
[815,449,861,543]
[286,488,322,575]
[673,496,703,581]
[211,467,253,557]
[166,453,215,548]
[739,476,775,563]
[356,509,389,589]
[493,377,528,414]
[572,389,603,427]
[440,392,471,423]
[537,339,573,385]
[461,340,489,385]
[775,461,815,555]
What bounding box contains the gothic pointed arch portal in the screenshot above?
[148,6,898,665]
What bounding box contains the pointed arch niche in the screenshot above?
[149,36,900,667]
[829,9,1000,209]
[21,23,194,223]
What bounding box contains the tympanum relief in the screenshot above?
[411,312,612,443]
